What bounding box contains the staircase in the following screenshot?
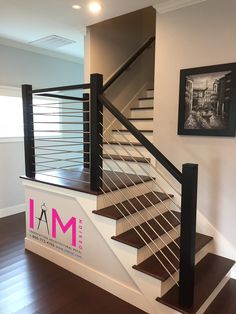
[94,88,235,313]
[21,35,236,313]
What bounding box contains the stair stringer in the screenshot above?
[76,194,182,314]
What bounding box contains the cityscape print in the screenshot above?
[184,71,232,130]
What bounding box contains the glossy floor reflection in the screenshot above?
[0,213,146,314]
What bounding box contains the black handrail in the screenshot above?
[38,93,86,102]
[32,83,90,94]
[98,93,182,183]
[103,36,155,91]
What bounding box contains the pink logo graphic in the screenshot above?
[29,199,83,249]
[52,208,77,247]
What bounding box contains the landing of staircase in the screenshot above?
[21,168,152,195]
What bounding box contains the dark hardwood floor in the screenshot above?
[0,213,146,314]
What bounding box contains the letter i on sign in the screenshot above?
[30,199,34,229]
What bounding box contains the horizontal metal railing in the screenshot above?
[22,84,92,188]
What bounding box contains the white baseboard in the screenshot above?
[25,238,150,313]
[0,203,25,218]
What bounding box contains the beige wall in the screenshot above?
[88,7,156,80]
[154,0,236,247]
[86,7,156,135]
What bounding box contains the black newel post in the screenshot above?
[90,74,103,191]
[83,93,90,169]
[22,84,35,178]
[179,163,198,308]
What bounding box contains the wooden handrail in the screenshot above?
[32,83,90,94]
[103,36,155,91]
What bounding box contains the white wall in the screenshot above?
[0,44,83,217]
[154,0,236,248]
[87,7,155,81]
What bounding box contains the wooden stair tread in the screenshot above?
[103,141,143,147]
[156,253,235,314]
[93,192,171,220]
[102,171,152,193]
[130,107,154,110]
[128,118,153,121]
[133,233,213,281]
[139,97,154,100]
[22,169,152,195]
[112,129,153,133]
[103,154,150,163]
[205,279,236,314]
[111,211,181,249]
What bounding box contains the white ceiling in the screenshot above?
[0,0,158,61]
[0,0,207,62]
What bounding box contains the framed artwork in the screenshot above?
[178,62,236,136]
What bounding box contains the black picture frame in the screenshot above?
[178,62,236,137]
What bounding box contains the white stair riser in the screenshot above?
[137,225,181,264]
[121,120,153,130]
[160,240,214,297]
[146,90,154,98]
[103,159,152,176]
[139,99,154,107]
[97,180,155,209]
[103,144,150,159]
[112,131,153,143]
[131,109,153,119]
[116,200,172,235]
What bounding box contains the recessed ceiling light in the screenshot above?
[72,4,81,10]
[88,2,102,14]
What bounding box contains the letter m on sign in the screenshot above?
[52,208,77,247]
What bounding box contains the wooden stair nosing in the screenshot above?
[130,106,154,111]
[204,278,236,314]
[111,211,181,249]
[93,192,173,220]
[132,233,213,281]
[128,118,153,121]
[139,97,154,100]
[103,141,143,147]
[156,253,235,314]
[103,154,150,163]
[112,129,153,133]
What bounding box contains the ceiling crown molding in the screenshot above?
[154,0,208,14]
